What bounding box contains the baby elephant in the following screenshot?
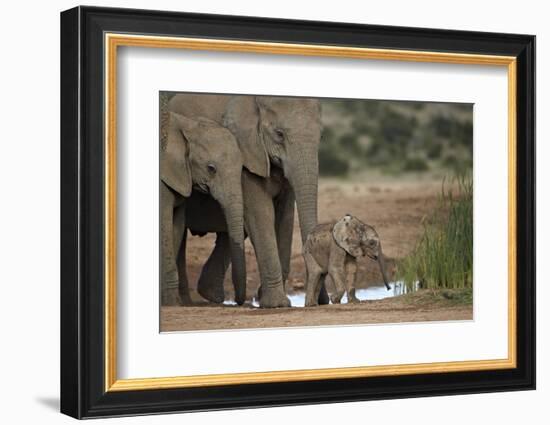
[303,214,391,306]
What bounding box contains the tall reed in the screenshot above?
[398,175,473,291]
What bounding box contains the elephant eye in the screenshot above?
[207,163,217,174]
[274,128,285,143]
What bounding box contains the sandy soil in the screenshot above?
[161,290,472,331]
[161,177,472,331]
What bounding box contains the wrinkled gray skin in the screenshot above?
[303,215,391,307]
[168,94,327,308]
[161,111,246,306]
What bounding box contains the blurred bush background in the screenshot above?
[161,92,473,178]
[319,99,472,177]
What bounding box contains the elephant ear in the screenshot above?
[332,215,363,258]
[160,112,194,197]
[223,96,270,178]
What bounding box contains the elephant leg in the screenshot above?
[275,184,328,304]
[317,276,330,305]
[175,234,192,305]
[328,248,348,304]
[304,254,322,307]
[312,275,326,305]
[323,274,338,299]
[243,172,290,308]
[160,183,180,306]
[172,205,192,305]
[174,237,193,307]
[328,272,347,305]
[275,187,295,288]
[345,258,360,303]
[197,232,230,304]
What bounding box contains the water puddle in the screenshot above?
[223,281,414,307]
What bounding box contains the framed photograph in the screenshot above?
[60,6,535,419]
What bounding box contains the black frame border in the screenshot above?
[60,6,535,419]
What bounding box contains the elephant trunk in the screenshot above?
[222,198,247,305]
[288,145,319,244]
[377,248,391,291]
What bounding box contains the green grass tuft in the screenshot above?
[398,175,473,291]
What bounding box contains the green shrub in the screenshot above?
[441,152,472,174]
[319,128,350,176]
[424,137,443,159]
[365,140,392,166]
[318,149,349,176]
[453,120,473,147]
[361,100,381,115]
[379,109,415,150]
[340,133,363,156]
[431,114,453,138]
[442,153,459,168]
[408,101,426,111]
[352,119,372,135]
[403,157,429,172]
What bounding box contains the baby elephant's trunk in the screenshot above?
[377,249,391,291]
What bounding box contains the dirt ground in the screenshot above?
[161,290,472,331]
[161,176,473,332]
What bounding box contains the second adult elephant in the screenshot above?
[169,94,328,307]
[161,111,246,306]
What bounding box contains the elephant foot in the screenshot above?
[330,294,343,304]
[259,284,290,308]
[347,289,360,304]
[197,278,225,304]
[234,288,246,306]
[178,286,193,306]
[304,296,318,307]
[162,287,183,306]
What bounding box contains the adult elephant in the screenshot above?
[161,110,246,306]
[169,94,329,307]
